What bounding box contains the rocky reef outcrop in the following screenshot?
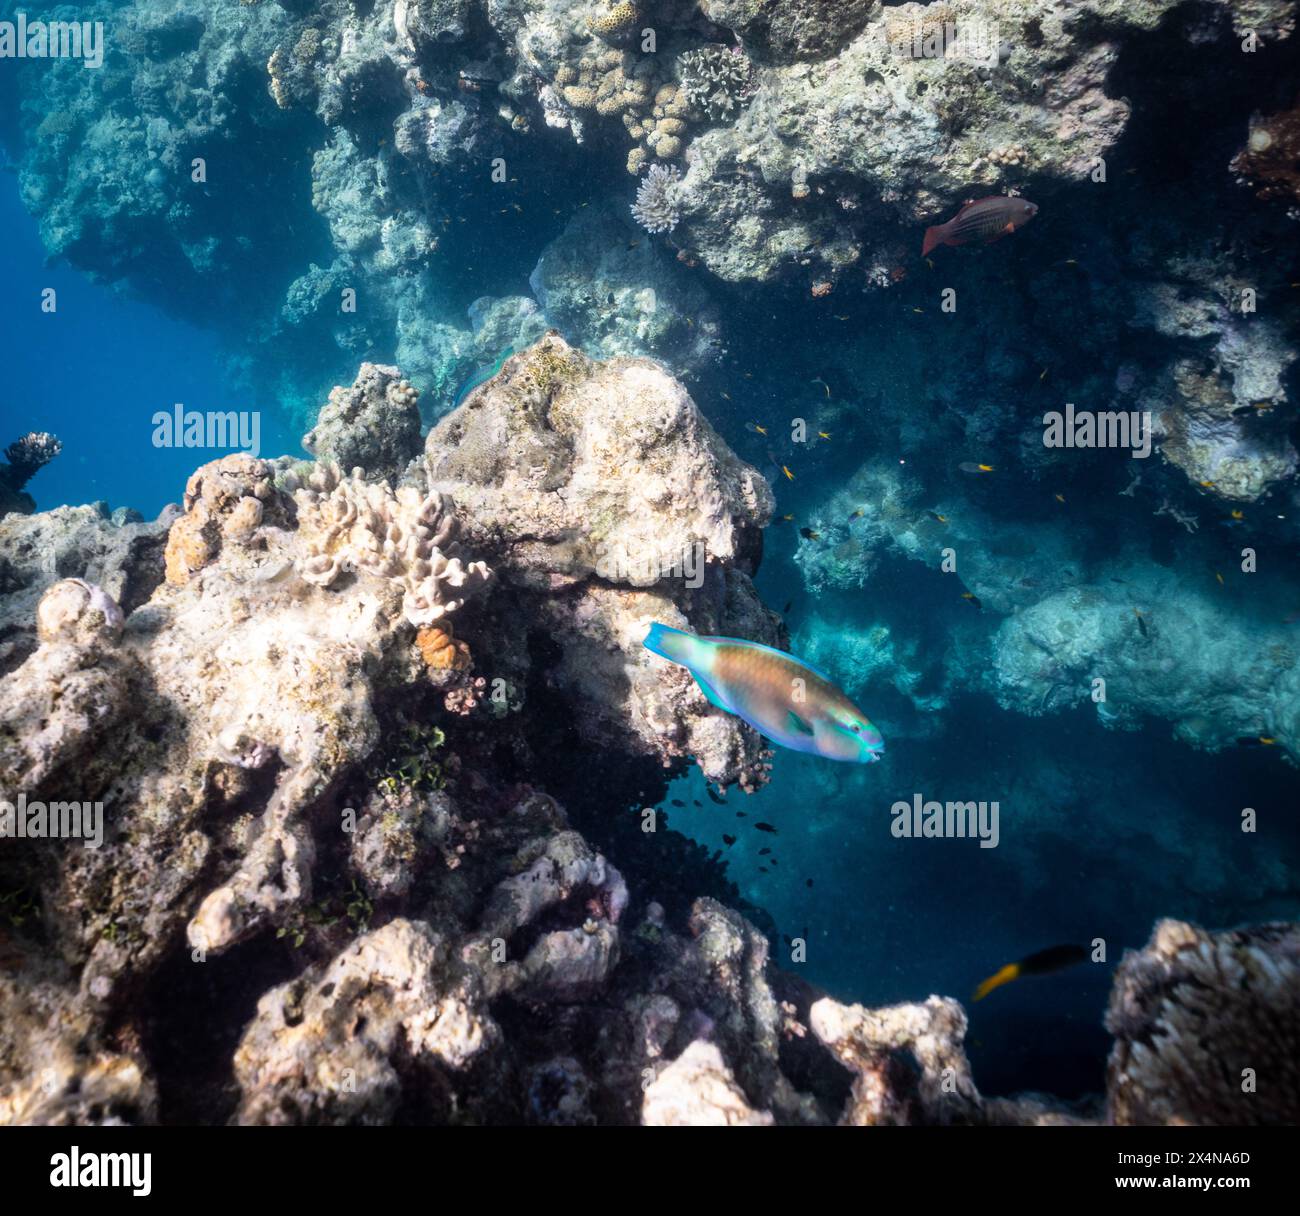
[1,338,1294,1124]
[1106,919,1300,1125]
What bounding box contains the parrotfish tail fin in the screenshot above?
[921,224,946,257]
[643,622,700,668]
[973,962,1021,1002]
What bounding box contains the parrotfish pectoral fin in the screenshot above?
[787,710,816,736]
[692,670,732,712]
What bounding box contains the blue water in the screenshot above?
[0,180,301,517]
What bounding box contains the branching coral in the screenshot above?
[677,45,755,123]
[1,431,63,515]
[631,164,683,234]
[289,463,491,626]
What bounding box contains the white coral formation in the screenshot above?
[677,45,754,123]
[631,163,683,234]
[233,919,496,1125]
[423,335,777,786]
[292,464,491,626]
[35,579,125,648]
[641,1040,775,1125]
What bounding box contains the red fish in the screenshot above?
[922,196,1039,257]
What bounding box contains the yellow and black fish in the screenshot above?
[973,943,1089,1001]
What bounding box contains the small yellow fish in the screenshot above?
[912,307,924,314]
[978,464,994,473]
[751,423,767,435]
[782,465,795,481]
[1231,509,1244,521]
[1260,737,1276,745]
[818,431,831,440]
[1216,572,1225,586]
[1054,493,1066,504]
[1040,367,1049,381]
[1200,480,1217,488]
[780,513,794,522]
[927,511,948,524]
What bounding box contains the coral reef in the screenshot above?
[1231,95,1300,211]
[0,432,63,516]
[630,163,683,234]
[1,335,1295,1125]
[532,201,721,372]
[301,363,423,484]
[288,464,492,627]
[422,334,777,786]
[677,45,754,123]
[1105,919,1300,1125]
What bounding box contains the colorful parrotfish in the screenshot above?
[643,623,884,764]
[452,345,515,408]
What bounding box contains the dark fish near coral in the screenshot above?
[805,879,814,889]
[671,799,685,807]
[800,527,820,540]
[722,834,736,846]
[754,822,778,834]
[962,591,982,609]
[782,600,793,614]
[706,786,727,805]
[759,847,771,856]
[1134,608,1148,638]
[1235,736,1276,748]
[973,943,1089,1001]
[922,196,1038,257]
